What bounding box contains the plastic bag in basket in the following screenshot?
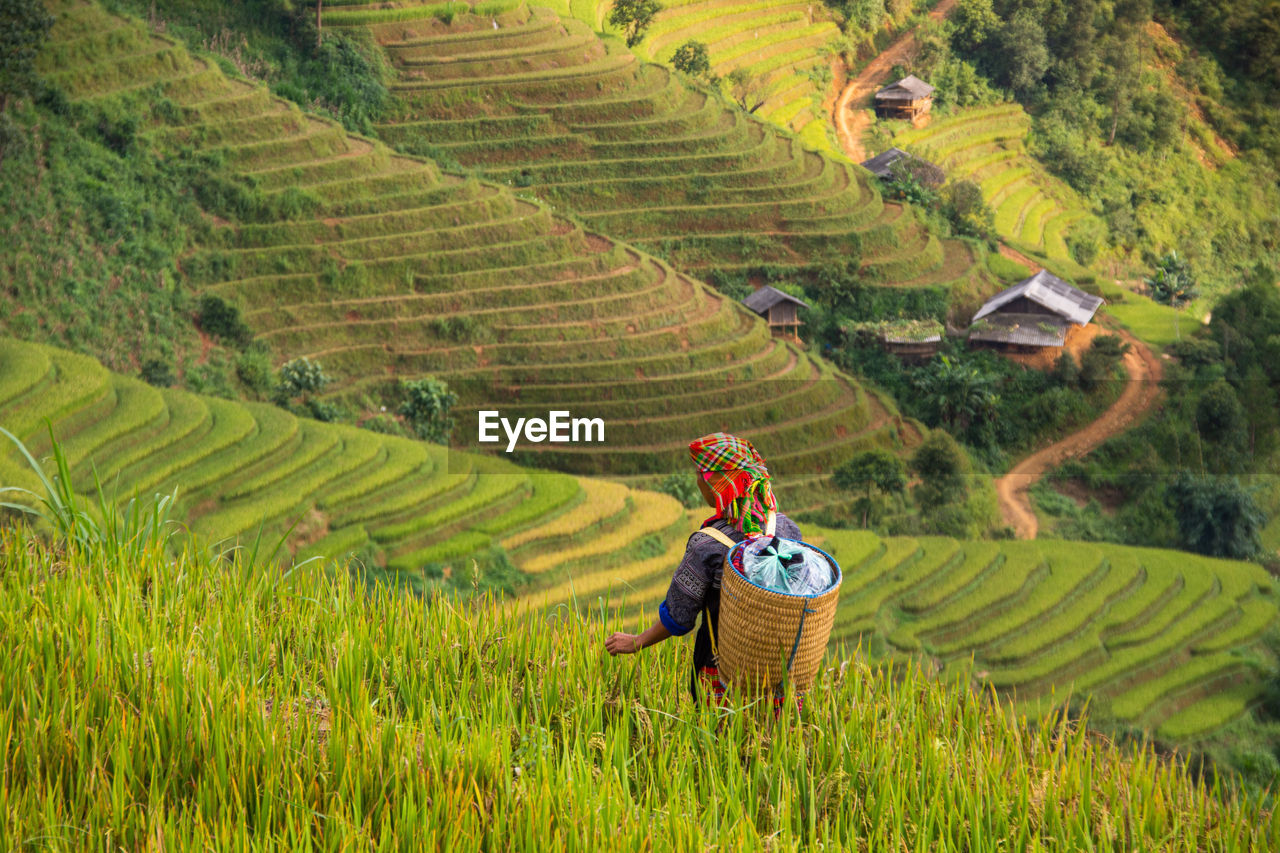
[740,536,835,596]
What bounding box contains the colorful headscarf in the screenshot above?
[688,432,777,536]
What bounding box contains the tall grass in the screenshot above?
[1,525,1276,848]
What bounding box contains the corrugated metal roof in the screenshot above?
[971,269,1104,326]
[742,285,809,314]
[875,75,935,99]
[861,147,910,177]
[968,313,1068,347]
[860,147,944,182]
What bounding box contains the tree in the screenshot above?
[1144,251,1199,307]
[1050,350,1080,388]
[913,355,998,434]
[670,40,712,81]
[910,431,970,513]
[1167,473,1265,560]
[941,179,995,241]
[608,0,662,48]
[274,357,329,403]
[834,449,907,527]
[726,67,764,112]
[995,9,1049,97]
[1195,380,1247,449]
[0,0,54,115]
[951,0,1000,55]
[397,377,457,444]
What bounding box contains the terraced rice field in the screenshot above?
[884,104,1102,262]
[0,337,692,580]
[40,0,923,488]
[524,521,1279,740]
[336,1,994,296]
[627,0,842,157]
[811,529,1278,741]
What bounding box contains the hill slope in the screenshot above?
[524,519,1280,742]
[0,336,687,582]
[4,526,1274,849]
[326,1,996,303]
[33,0,919,492]
[881,103,1103,263]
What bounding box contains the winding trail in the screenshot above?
[832,0,959,163]
[995,327,1164,538]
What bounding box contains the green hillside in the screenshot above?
[0,336,688,583]
[5,527,1275,849]
[882,103,1102,263]
[325,1,996,302]
[526,522,1280,742]
[30,0,924,497]
[629,0,843,156]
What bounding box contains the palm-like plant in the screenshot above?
[914,356,999,433]
[1144,251,1199,307]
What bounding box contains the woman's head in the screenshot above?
[688,432,776,535]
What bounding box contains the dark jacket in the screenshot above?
[658,513,802,699]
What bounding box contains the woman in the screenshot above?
[604,432,802,703]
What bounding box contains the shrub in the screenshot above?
[361,413,406,437]
[397,377,457,444]
[656,473,702,508]
[235,347,275,396]
[140,358,174,388]
[196,295,252,347]
[274,357,329,406]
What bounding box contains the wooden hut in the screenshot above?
[860,147,945,187]
[968,270,1104,353]
[874,75,934,121]
[743,286,808,340]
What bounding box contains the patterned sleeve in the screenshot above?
[658,532,720,636]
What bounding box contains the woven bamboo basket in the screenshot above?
[716,538,842,695]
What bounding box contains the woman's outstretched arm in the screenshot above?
[605,619,672,655]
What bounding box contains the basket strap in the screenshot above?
[699,526,736,548]
[776,603,817,700]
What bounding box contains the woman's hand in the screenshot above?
[605,632,642,655]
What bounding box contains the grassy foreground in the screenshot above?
[1,525,1275,850]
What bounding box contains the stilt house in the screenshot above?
[874,75,934,120]
[743,286,808,340]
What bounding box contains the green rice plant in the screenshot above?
[0,425,180,560]
[0,340,52,409]
[1107,653,1249,722]
[5,525,1274,849]
[912,542,1046,653]
[59,379,168,471]
[125,397,258,496]
[1158,682,1267,740]
[323,2,473,27]
[520,491,685,573]
[91,389,212,486]
[0,348,110,442]
[983,552,1137,664]
[1192,597,1279,653]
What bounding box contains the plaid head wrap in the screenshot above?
[688,432,777,536]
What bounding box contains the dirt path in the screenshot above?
[832,0,958,163]
[998,242,1040,272]
[994,327,1164,538]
